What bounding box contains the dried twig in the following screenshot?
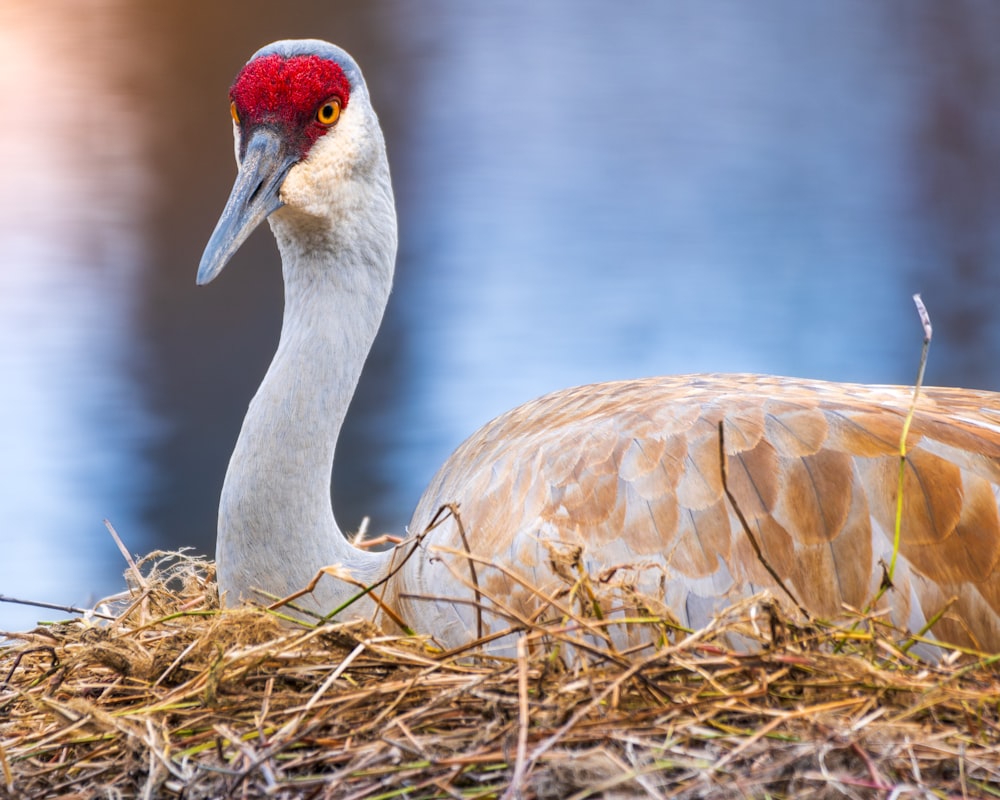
[0,549,996,800]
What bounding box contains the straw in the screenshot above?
[2,548,998,799]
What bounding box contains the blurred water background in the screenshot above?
[2,1,1000,631]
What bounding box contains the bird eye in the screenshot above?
[316,97,341,126]
[230,101,240,125]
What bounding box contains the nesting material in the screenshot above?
[1,551,998,799]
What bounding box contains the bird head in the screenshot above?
[197,40,384,285]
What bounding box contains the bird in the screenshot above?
[198,39,1000,656]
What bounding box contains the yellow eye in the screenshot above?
[316,97,341,126]
[230,101,240,125]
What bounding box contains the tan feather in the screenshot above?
[402,374,1000,653]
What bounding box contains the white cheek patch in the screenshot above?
[280,132,350,212]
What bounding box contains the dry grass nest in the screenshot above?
[1,550,999,799]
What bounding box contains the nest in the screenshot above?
[1,551,999,799]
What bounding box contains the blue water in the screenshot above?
[2,1,999,632]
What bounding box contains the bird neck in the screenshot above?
[216,167,398,616]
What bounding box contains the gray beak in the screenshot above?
[197,127,298,285]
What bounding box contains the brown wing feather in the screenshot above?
[400,374,1000,653]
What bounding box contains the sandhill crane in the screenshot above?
[198,39,1000,655]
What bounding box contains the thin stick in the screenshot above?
[718,422,806,616]
[105,519,148,592]
[0,740,12,795]
[502,636,531,800]
[0,596,114,620]
[445,503,484,642]
[1,646,58,687]
[889,294,933,582]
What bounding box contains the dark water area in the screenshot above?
[2,1,1000,632]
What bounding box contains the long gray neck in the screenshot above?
[215,162,397,617]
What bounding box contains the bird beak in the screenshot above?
[197,127,298,285]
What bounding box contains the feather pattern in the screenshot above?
[401,375,1000,651]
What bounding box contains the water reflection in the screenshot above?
[908,6,1000,388]
[1,1,999,632]
[0,2,154,631]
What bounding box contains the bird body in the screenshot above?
[199,40,1000,655]
[404,375,1000,650]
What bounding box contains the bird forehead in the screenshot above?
[230,54,351,124]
